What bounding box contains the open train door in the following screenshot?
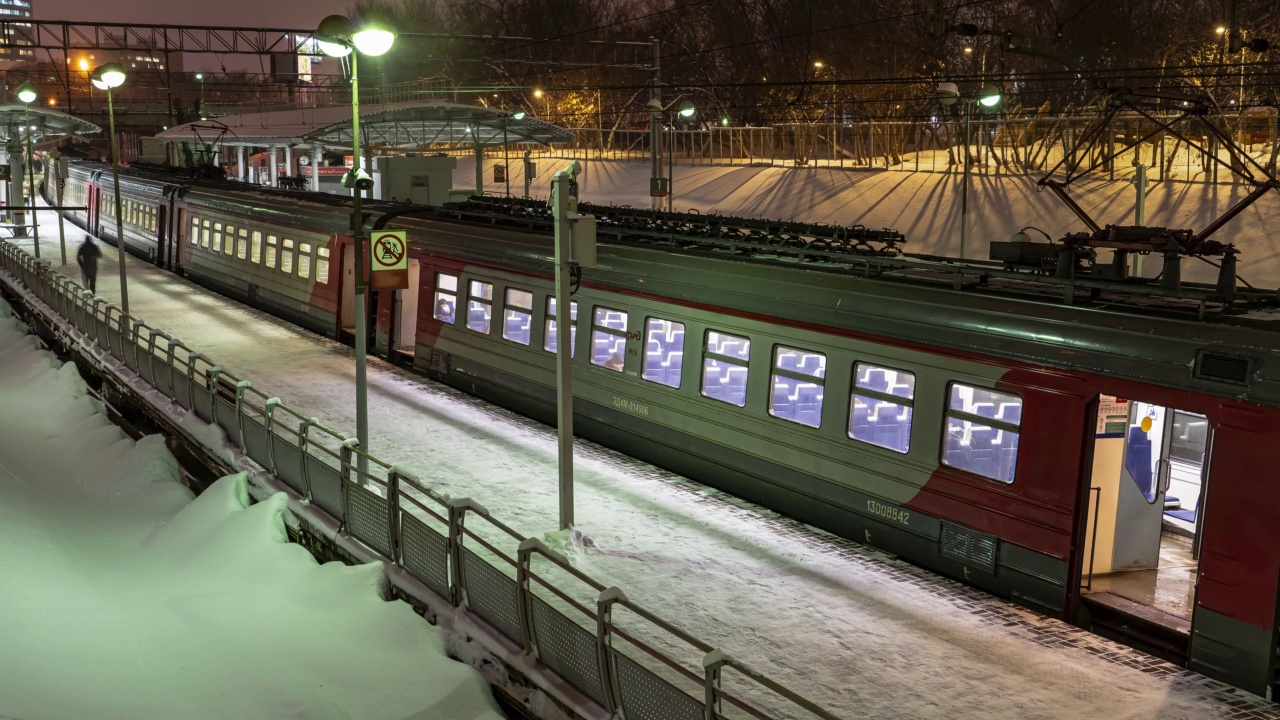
[1079,396,1211,665]
[173,207,187,273]
[391,258,421,361]
[155,203,168,268]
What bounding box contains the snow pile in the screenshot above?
[0,299,505,720]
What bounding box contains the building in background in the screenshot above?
[0,0,35,62]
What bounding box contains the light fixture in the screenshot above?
[534,89,544,98]
[77,57,89,72]
[16,81,36,104]
[721,117,729,126]
[315,14,354,57]
[936,81,960,107]
[47,97,56,107]
[677,100,695,118]
[963,46,973,54]
[1216,26,1226,35]
[511,110,526,120]
[91,62,126,90]
[351,22,396,56]
[813,61,823,69]
[195,72,204,81]
[977,84,1002,107]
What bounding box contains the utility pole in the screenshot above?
[1130,162,1148,276]
[649,38,662,210]
[550,160,596,531]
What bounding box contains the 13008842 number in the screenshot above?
[866,499,910,526]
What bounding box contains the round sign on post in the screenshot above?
[370,230,409,290]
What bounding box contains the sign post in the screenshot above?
[370,229,409,291]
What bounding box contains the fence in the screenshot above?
[0,240,843,720]
[425,112,1280,185]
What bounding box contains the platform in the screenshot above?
[11,204,1280,720]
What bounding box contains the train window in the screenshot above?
[849,363,915,454]
[502,288,533,345]
[544,297,577,357]
[701,331,750,407]
[223,225,236,255]
[201,219,211,249]
[250,231,263,264]
[281,238,295,274]
[236,229,248,260]
[467,280,493,334]
[265,235,278,269]
[298,243,311,279]
[433,273,457,323]
[642,318,685,388]
[213,222,224,253]
[316,247,329,284]
[189,217,199,245]
[942,383,1022,484]
[591,307,628,372]
[769,346,826,428]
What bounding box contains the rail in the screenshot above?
[0,239,845,720]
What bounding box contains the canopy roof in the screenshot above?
[0,105,100,144]
[155,101,571,150]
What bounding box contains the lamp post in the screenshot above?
[316,14,396,466]
[16,81,37,256]
[937,82,1000,259]
[92,63,129,313]
[195,72,204,116]
[648,98,695,213]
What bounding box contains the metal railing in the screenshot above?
[0,240,843,720]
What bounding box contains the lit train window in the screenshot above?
[701,331,749,407]
[849,363,915,454]
[298,244,311,279]
[769,346,826,428]
[316,247,329,284]
[280,239,295,274]
[467,280,493,334]
[942,383,1022,484]
[590,307,628,372]
[250,231,263,263]
[223,225,236,254]
[641,318,684,388]
[212,222,223,252]
[236,229,248,260]
[265,235,278,269]
[433,273,457,323]
[502,288,533,345]
[544,297,577,357]
[201,219,211,248]
[189,217,199,245]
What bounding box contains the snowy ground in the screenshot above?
[0,294,505,719]
[455,154,1280,287]
[13,206,1280,719]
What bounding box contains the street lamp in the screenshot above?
[16,81,37,254]
[937,81,1001,259]
[648,98,695,212]
[195,72,205,115]
[315,14,397,465]
[92,62,129,313]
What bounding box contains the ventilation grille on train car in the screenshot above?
[1194,351,1252,386]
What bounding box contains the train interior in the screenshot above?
[1079,396,1210,662]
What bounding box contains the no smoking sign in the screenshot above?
[370,230,409,290]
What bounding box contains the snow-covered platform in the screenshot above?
[10,208,1280,720]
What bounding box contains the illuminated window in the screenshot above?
[316,247,329,283]
[298,243,311,279]
[849,363,915,454]
[590,307,628,372]
[544,297,576,356]
[501,288,533,345]
[941,384,1022,484]
[250,231,262,263]
[265,234,278,268]
[280,238,294,274]
[433,273,457,323]
[466,280,493,334]
[701,331,749,407]
[768,346,826,428]
[641,318,684,388]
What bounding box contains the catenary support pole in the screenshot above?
[269,146,279,187]
[107,86,129,313]
[650,37,661,211]
[312,142,322,191]
[960,105,970,259]
[237,145,246,181]
[57,157,67,265]
[25,103,38,258]
[551,166,575,530]
[350,51,369,471]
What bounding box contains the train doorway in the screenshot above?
[392,258,421,360]
[1079,396,1211,661]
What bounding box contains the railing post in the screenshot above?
[386,466,404,564]
[186,352,213,411]
[516,539,538,654]
[702,649,728,720]
[166,338,189,401]
[338,437,359,530]
[446,497,489,609]
[297,417,317,501]
[262,398,282,476]
[206,366,223,425]
[596,587,627,715]
[233,379,252,450]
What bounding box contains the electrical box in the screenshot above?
[571,213,598,267]
[525,160,537,179]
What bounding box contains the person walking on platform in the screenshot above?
[75,235,102,293]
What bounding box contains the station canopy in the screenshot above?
[155,100,572,151]
[0,105,100,145]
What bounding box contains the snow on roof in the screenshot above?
[0,104,100,143]
[155,100,571,150]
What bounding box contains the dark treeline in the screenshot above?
[348,0,1280,127]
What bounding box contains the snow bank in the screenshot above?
[0,298,505,720]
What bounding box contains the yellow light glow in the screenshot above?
[813,61,823,69]
[1215,26,1226,35]
[47,98,56,106]
[534,89,544,98]
[77,58,89,71]
[963,46,973,54]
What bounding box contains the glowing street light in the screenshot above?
[533,89,544,98]
[511,109,526,120]
[92,62,131,313]
[314,13,397,467]
[1216,26,1226,35]
[15,81,38,254]
[978,83,1002,107]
